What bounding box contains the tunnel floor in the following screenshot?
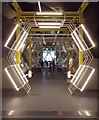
[2,70,97,118]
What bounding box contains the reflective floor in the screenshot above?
[2,70,97,118]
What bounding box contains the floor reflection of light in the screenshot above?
[78,111,82,116]
[85,111,90,116]
[8,110,14,115]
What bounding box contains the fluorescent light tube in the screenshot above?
[81,24,95,47]
[14,31,26,51]
[4,24,19,47]
[71,33,82,51]
[38,1,41,12]
[5,68,19,91]
[73,31,86,51]
[73,65,85,85]
[17,33,28,51]
[38,22,61,26]
[39,26,60,28]
[81,68,95,92]
[36,12,63,15]
[14,65,26,85]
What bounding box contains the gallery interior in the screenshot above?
[1,0,99,119]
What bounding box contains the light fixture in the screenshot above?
[39,26,61,28]
[81,68,95,92]
[5,67,19,91]
[17,33,28,51]
[73,31,86,51]
[36,12,63,15]
[4,24,19,48]
[38,22,62,26]
[81,24,95,47]
[38,1,41,12]
[14,31,26,51]
[71,33,82,51]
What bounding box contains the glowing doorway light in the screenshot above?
[4,24,19,48]
[36,12,63,15]
[5,67,19,91]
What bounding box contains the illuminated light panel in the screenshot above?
[4,68,19,91]
[73,65,85,85]
[81,68,95,92]
[39,26,61,28]
[38,22,61,26]
[14,64,26,85]
[36,12,63,15]
[81,24,95,47]
[17,64,28,83]
[71,33,82,51]
[73,31,86,51]
[17,33,28,51]
[4,24,19,47]
[14,31,26,51]
[38,1,41,12]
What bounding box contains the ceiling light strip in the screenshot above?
[38,1,41,12]
[38,22,62,26]
[36,12,63,15]
[39,26,61,28]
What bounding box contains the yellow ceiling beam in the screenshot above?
[78,0,89,13]
[19,12,79,17]
[30,27,70,32]
[12,0,22,13]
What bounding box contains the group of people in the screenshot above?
[39,59,55,71]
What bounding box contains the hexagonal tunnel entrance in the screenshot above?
[2,1,98,119]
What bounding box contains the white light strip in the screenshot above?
[38,22,61,26]
[81,24,95,47]
[4,24,19,47]
[73,65,85,85]
[4,68,19,91]
[17,33,28,51]
[14,65,26,85]
[81,68,95,92]
[39,26,60,28]
[36,12,63,15]
[73,31,86,51]
[14,31,26,51]
[38,1,41,12]
[71,33,82,51]
[17,64,28,83]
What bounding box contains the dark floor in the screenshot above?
[2,70,97,118]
